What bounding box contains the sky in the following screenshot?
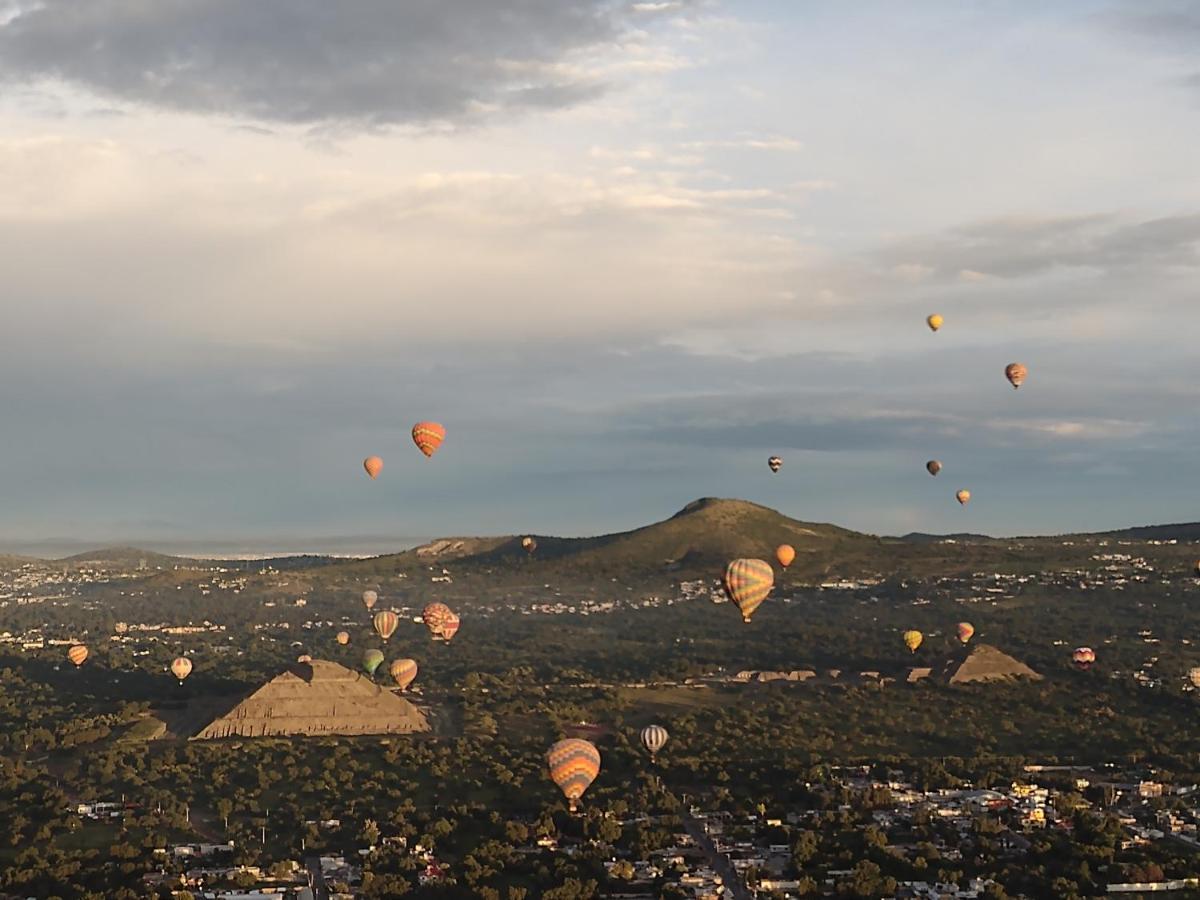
[2,0,1200,554]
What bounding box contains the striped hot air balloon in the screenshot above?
[926,460,942,476]
[903,630,923,653]
[767,455,783,473]
[1073,647,1096,669]
[389,658,418,691]
[423,603,453,639]
[363,456,383,479]
[171,657,193,682]
[1005,363,1028,389]
[723,559,774,623]
[67,645,88,667]
[336,631,350,645]
[362,590,378,611]
[412,422,446,457]
[956,622,975,644]
[373,610,399,642]
[641,724,669,761]
[547,738,601,812]
[775,544,795,568]
[362,648,385,677]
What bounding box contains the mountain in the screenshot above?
[58,546,193,568]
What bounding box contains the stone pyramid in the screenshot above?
[193,659,430,740]
[944,643,1041,685]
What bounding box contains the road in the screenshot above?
[682,811,752,900]
[305,855,330,900]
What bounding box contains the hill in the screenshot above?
[898,532,996,544]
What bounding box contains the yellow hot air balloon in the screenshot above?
[362,590,378,611]
[775,544,796,568]
[336,631,350,646]
[926,314,943,332]
[903,630,923,653]
[67,645,88,667]
[956,622,975,644]
[389,658,418,691]
[373,610,399,642]
[170,657,193,682]
[363,456,383,479]
[956,489,971,506]
[547,738,601,812]
[1005,363,1027,389]
[723,559,774,623]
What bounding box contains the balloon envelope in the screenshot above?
[362,590,378,611]
[723,559,774,623]
[547,738,601,811]
[1073,647,1095,668]
[641,724,669,757]
[423,603,453,639]
[522,536,537,554]
[67,645,88,667]
[926,314,943,332]
[373,610,399,641]
[441,612,461,642]
[389,658,418,691]
[362,649,385,676]
[412,422,446,457]
[1005,363,1027,389]
[171,657,193,681]
[336,631,350,646]
[926,460,942,476]
[903,630,923,653]
[775,544,796,568]
[956,490,971,506]
[956,622,975,644]
[363,456,383,479]
[1189,667,1200,688]
[768,455,782,473]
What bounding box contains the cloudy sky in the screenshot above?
[2,0,1199,554]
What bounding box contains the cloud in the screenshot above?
[0,0,698,127]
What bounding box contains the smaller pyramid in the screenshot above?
[193,660,430,740]
[945,643,1041,684]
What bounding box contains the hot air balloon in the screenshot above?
[171,657,193,682]
[67,645,88,667]
[362,649,385,677]
[1073,647,1095,669]
[926,460,942,476]
[926,314,943,332]
[336,631,350,646]
[547,738,601,812]
[956,622,975,644]
[297,654,312,664]
[768,456,783,473]
[423,603,453,639]
[522,536,537,555]
[1189,667,1200,688]
[903,630,923,653]
[956,490,971,506]
[775,544,796,568]
[412,422,446,458]
[441,612,461,643]
[1194,561,1200,577]
[373,610,398,642]
[1005,363,1027,389]
[363,456,383,479]
[389,658,418,691]
[362,590,378,611]
[723,559,774,623]
[641,724,669,761]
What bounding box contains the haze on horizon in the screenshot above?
[3,0,1200,552]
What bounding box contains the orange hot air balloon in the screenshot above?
[373,610,399,642]
[1073,647,1096,669]
[170,657,193,682]
[363,456,383,479]
[926,314,944,332]
[67,645,88,667]
[412,422,446,457]
[336,631,350,645]
[903,630,923,653]
[775,544,796,568]
[956,622,975,644]
[1005,363,1027,389]
[956,489,971,506]
[723,559,775,623]
[423,602,452,638]
[547,738,601,812]
[926,460,942,477]
[441,611,461,642]
[389,658,418,691]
